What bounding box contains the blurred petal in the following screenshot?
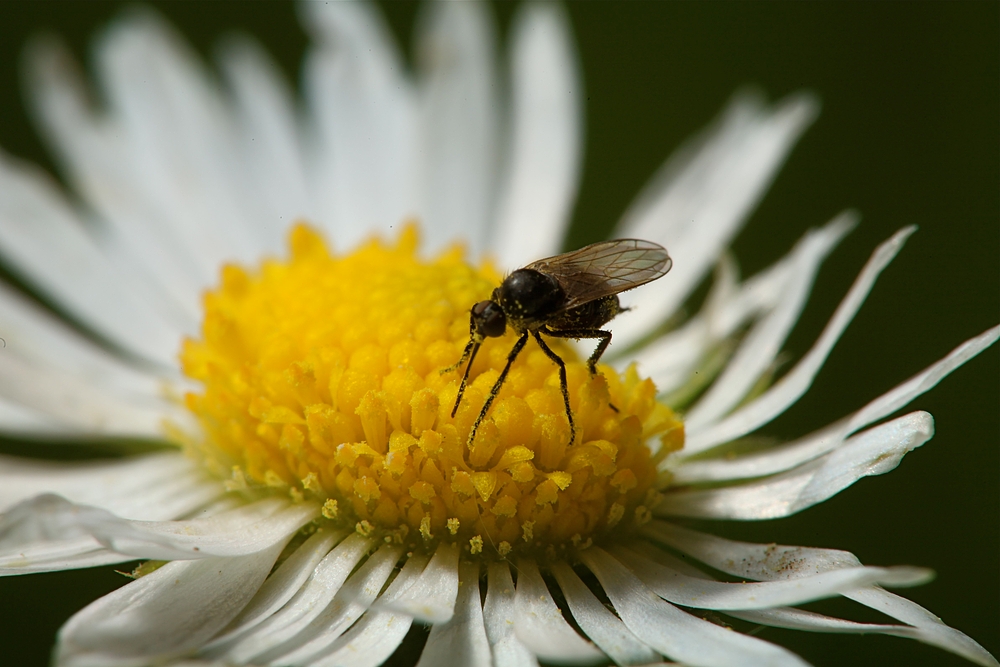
[494,2,583,268]
[614,91,819,347]
[300,0,418,248]
[415,1,500,255]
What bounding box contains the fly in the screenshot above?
[445,239,672,446]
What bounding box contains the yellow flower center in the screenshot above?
[180,223,683,559]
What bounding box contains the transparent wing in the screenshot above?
[525,239,672,311]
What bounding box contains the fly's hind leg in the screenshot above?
[531,330,576,445]
[544,327,618,412]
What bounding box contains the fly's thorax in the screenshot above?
[179,224,684,560]
[497,269,564,325]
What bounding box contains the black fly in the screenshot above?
[445,239,672,446]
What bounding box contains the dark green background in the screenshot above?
[0,2,996,666]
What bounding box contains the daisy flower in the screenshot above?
[0,3,996,667]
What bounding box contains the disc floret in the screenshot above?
[181,224,683,559]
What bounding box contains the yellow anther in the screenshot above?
[470,535,484,555]
[420,516,433,540]
[447,518,460,535]
[356,520,374,537]
[322,499,339,520]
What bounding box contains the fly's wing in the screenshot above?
[524,239,672,311]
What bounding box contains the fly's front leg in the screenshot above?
[532,330,576,445]
[468,332,529,445]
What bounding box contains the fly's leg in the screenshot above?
[531,330,576,445]
[544,327,618,413]
[468,332,529,445]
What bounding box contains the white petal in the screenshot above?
[493,2,583,268]
[204,528,344,649]
[216,34,313,251]
[484,561,539,667]
[0,148,181,365]
[0,350,178,437]
[729,606,998,667]
[299,0,419,248]
[642,521,861,579]
[211,533,373,664]
[645,522,998,666]
[261,543,404,666]
[614,542,930,610]
[0,452,218,518]
[0,494,317,560]
[415,1,500,256]
[844,588,999,667]
[24,35,205,322]
[684,226,916,455]
[95,10,267,270]
[0,397,66,435]
[416,559,491,667]
[673,325,1000,484]
[55,540,286,667]
[579,547,809,667]
[513,557,605,664]
[614,91,819,347]
[549,559,659,666]
[308,551,429,667]
[380,540,459,623]
[683,213,856,430]
[660,411,934,519]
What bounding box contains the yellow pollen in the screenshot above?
[181,223,684,558]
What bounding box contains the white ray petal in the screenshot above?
[0,149,180,365]
[217,35,313,250]
[95,10,267,269]
[0,495,317,560]
[204,528,344,649]
[844,588,999,667]
[300,0,419,248]
[684,226,916,455]
[684,213,856,430]
[674,325,1000,483]
[550,560,659,666]
[613,91,819,347]
[0,351,180,437]
[54,540,285,667]
[0,398,66,435]
[628,218,815,391]
[24,35,206,321]
[0,279,180,400]
[0,452,217,518]
[308,551,429,667]
[484,561,539,667]
[645,522,998,666]
[643,521,862,578]
[415,1,500,256]
[728,606,998,667]
[416,559,491,667]
[381,541,459,623]
[211,533,372,664]
[579,547,809,667]
[614,543,930,610]
[660,411,933,519]
[493,2,583,268]
[513,557,605,664]
[262,544,404,666]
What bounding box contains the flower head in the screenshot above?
[0,3,996,667]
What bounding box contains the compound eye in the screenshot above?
[471,300,506,337]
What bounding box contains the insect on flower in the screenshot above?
[446,239,672,445]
